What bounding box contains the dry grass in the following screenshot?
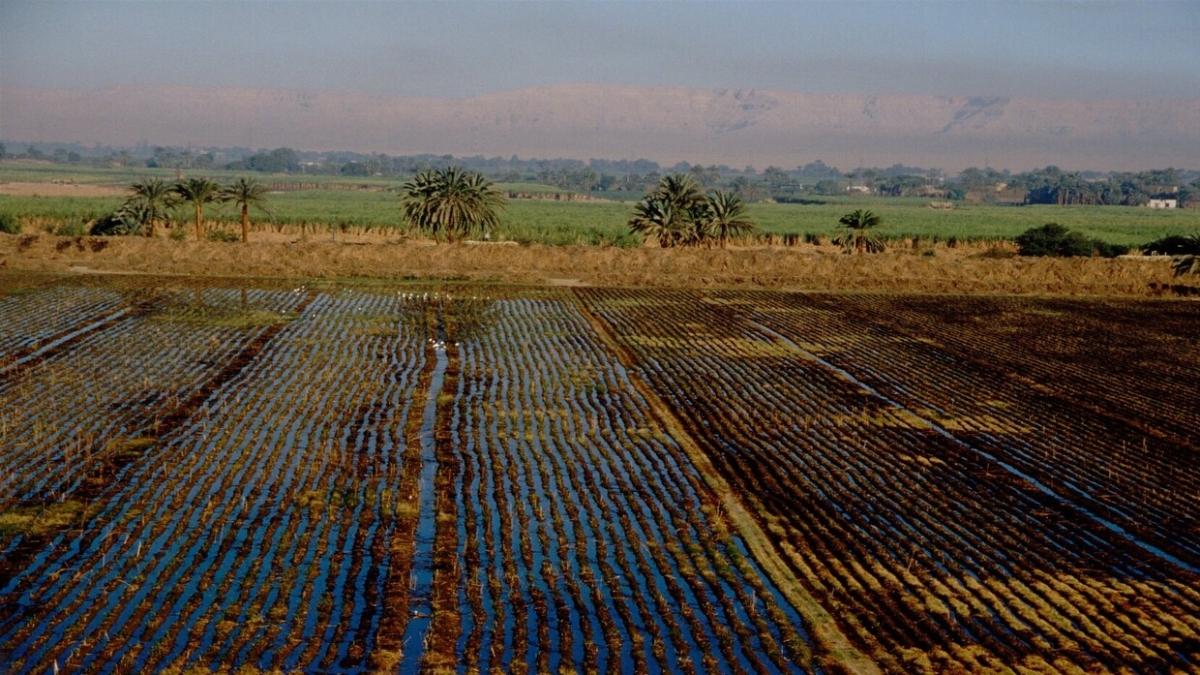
[0,232,1189,296]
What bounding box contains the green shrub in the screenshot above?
[1090,240,1130,258]
[1017,223,1092,257]
[1017,223,1080,256]
[1016,223,1127,258]
[0,213,20,234]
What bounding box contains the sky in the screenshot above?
[2,0,1199,101]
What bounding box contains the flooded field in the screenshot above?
[1,273,1197,674]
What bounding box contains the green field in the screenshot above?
[3,162,1198,246]
[745,199,1200,246]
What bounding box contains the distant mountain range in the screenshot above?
[2,83,1198,171]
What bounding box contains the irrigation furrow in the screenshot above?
[6,279,1187,675]
[0,286,428,674]
[743,310,1198,577]
[0,286,309,597]
[578,287,1200,674]
[747,292,1200,569]
[398,301,451,674]
[450,292,817,674]
[0,282,126,363]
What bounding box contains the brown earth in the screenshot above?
[0,232,1192,297]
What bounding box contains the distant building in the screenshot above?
[1148,199,1178,209]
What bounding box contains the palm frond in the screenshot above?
[654,174,706,211]
[1143,233,1200,256]
[1173,255,1200,277]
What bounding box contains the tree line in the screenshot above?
[91,177,269,243]
[1007,167,1196,206]
[7,141,1199,206]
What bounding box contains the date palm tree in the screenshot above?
[628,197,686,248]
[705,190,757,248]
[173,177,224,241]
[399,167,506,243]
[90,202,153,236]
[125,178,178,237]
[223,177,271,243]
[833,209,885,253]
[1142,233,1200,277]
[655,173,707,212]
[629,174,716,247]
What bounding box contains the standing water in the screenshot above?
[398,314,449,674]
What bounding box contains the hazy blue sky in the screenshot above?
[2,0,1198,100]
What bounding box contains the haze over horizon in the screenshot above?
[3,0,1199,171]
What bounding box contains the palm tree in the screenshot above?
[628,198,686,248]
[173,177,224,241]
[1142,233,1200,277]
[90,202,153,236]
[654,174,707,211]
[628,174,715,247]
[125,178,177,237]
[833,209,885,253]
[399,167,506,243]
[223,177,271,243]
[705,190,757,248]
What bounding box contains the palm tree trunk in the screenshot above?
[241,204,249,243]
[194,203,203,241]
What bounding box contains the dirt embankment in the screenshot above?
[0,232,1190,296]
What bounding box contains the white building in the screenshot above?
[1148,199,1177,209]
